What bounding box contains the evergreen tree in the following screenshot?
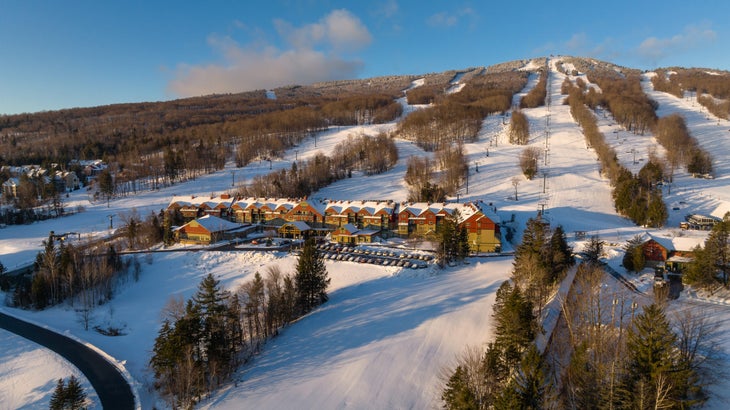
[582,236,604,265]
[493,282,537,367]
[547,225,573,282]
[494,380,522,410]
[646,191,668,228]
[622,234,646,273]
[64,375,86,409]
[458,225,470,261]
[563,343,600,409]
[192,273,232,385]
[619,304,679,409]
[513,344,550,410]
[442,365,478,410]
[437,212,458,266]
[295,238,330,314]
[683,245,716,288]
[49,378,66,410]
[705,219,730,287]
[49,376,86,410]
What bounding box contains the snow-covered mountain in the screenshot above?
[2,56,730,409]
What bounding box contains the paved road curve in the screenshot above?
[0,312,135,410]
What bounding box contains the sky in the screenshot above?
[1,0,728,115]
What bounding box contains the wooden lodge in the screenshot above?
[166,196,502,253]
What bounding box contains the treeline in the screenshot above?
[10,209,174,313]
[240,133,398,198]
[406,84,445,105]
[321,94,403,125]
[404,144,467,202]
[233,106,327,167]
[660,67,730,118]
[520,67,548,108]
[584,70,658,134]
[509,110,530,145]
[405,70,476,105]
[150,239,329,408]
[331,133,399,176]
[651,70,684,98]
[398,71,528,151]
[1,83,405,199]
[670,69,730,97]
[655,114,713,176]
[442,217,573,408]
[556,252,719,408]
[565,82,667,227]
[697,94,730,120]
[11,234,122,314]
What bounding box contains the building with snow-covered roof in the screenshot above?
[639,232,706,272]
[324,200,396,233]
[2,178,20,199]
[167,194,235,220]
[331,223,380,244]
[396,200,501,252]
[166,195,502,252]
[174,214,244,244]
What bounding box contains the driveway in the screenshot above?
[0,312,135,409]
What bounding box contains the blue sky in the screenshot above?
[1,0,728,115]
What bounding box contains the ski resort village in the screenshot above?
[2,55,730,409]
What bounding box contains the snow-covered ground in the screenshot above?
[0,329,99,409]
[2,57,730,409]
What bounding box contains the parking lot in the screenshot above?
[316,243,433,269]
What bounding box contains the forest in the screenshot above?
[150,239,330,409]
[442,221,721,409]
[397,71,528,151]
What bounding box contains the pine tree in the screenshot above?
[458,225,470,261]
[683,245,716,288]
[49,378,66,410]
[619,303,678,409]
[64,375,86,409]
[547,225,573,282]
[295,238,330,314]
[437,215,457,266]
[493,282,537,368]
[513,344,550,409]
[582,236,604,265]
[441,365,478,409]
[705,219,730,286]
[192,273,232,386]
[622,234,646,273]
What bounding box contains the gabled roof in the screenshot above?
[189,215,241,233]
[281,221,312,231]
[641,232,706,253]
[334,223,379,236]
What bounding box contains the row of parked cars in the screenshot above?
[316,243,432,269]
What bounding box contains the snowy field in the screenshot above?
[2,57,730,408]
[0,329,99,409]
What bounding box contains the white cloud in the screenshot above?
[427,8,478,28]
[376,0,399,19]
[534,32,618,61]
[428,12,458,28]
[636,23,716,65]
[168,9,371,97]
